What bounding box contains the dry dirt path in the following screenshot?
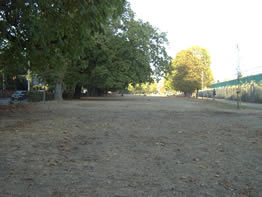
[0,96,262,197]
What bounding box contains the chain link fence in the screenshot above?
[199,73,262,103]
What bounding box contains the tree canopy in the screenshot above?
[63,7,171,96]
[164,46,214,95]
[1,1,171,99]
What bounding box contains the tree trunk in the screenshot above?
[196,88,199,99]
[74,84,82,99]
[54,81,63,101]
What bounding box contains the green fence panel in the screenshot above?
[211,73,262,88]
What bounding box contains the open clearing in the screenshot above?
[0,96,261,197]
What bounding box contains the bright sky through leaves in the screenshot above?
[129,0,262,82]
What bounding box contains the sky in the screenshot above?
[129,0,262,82]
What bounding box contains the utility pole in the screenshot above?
[236,43,241,109]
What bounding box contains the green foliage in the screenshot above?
[1,1,171,98]
[165,46,214,94]
[62,90,74,100]
[76,6,171,92]
[0,74,27,90]
[1,0,127,97]
[128,82,158,94]
[163,73,173,91]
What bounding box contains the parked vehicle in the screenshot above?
[11,90,27,101]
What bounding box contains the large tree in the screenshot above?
[65,6,171,96]
[165,46,214,96]
[0,0,126,99]
[1,1,171,99]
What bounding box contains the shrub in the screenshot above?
[62,90,74,100]
[27,91,54,102]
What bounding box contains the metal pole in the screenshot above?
[237,74,240,109]
[236,44,240,109]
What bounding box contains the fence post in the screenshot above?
[237,88,240,109]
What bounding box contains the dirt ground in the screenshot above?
[0,95,261,197]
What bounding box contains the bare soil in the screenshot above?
[0,96,261,197]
